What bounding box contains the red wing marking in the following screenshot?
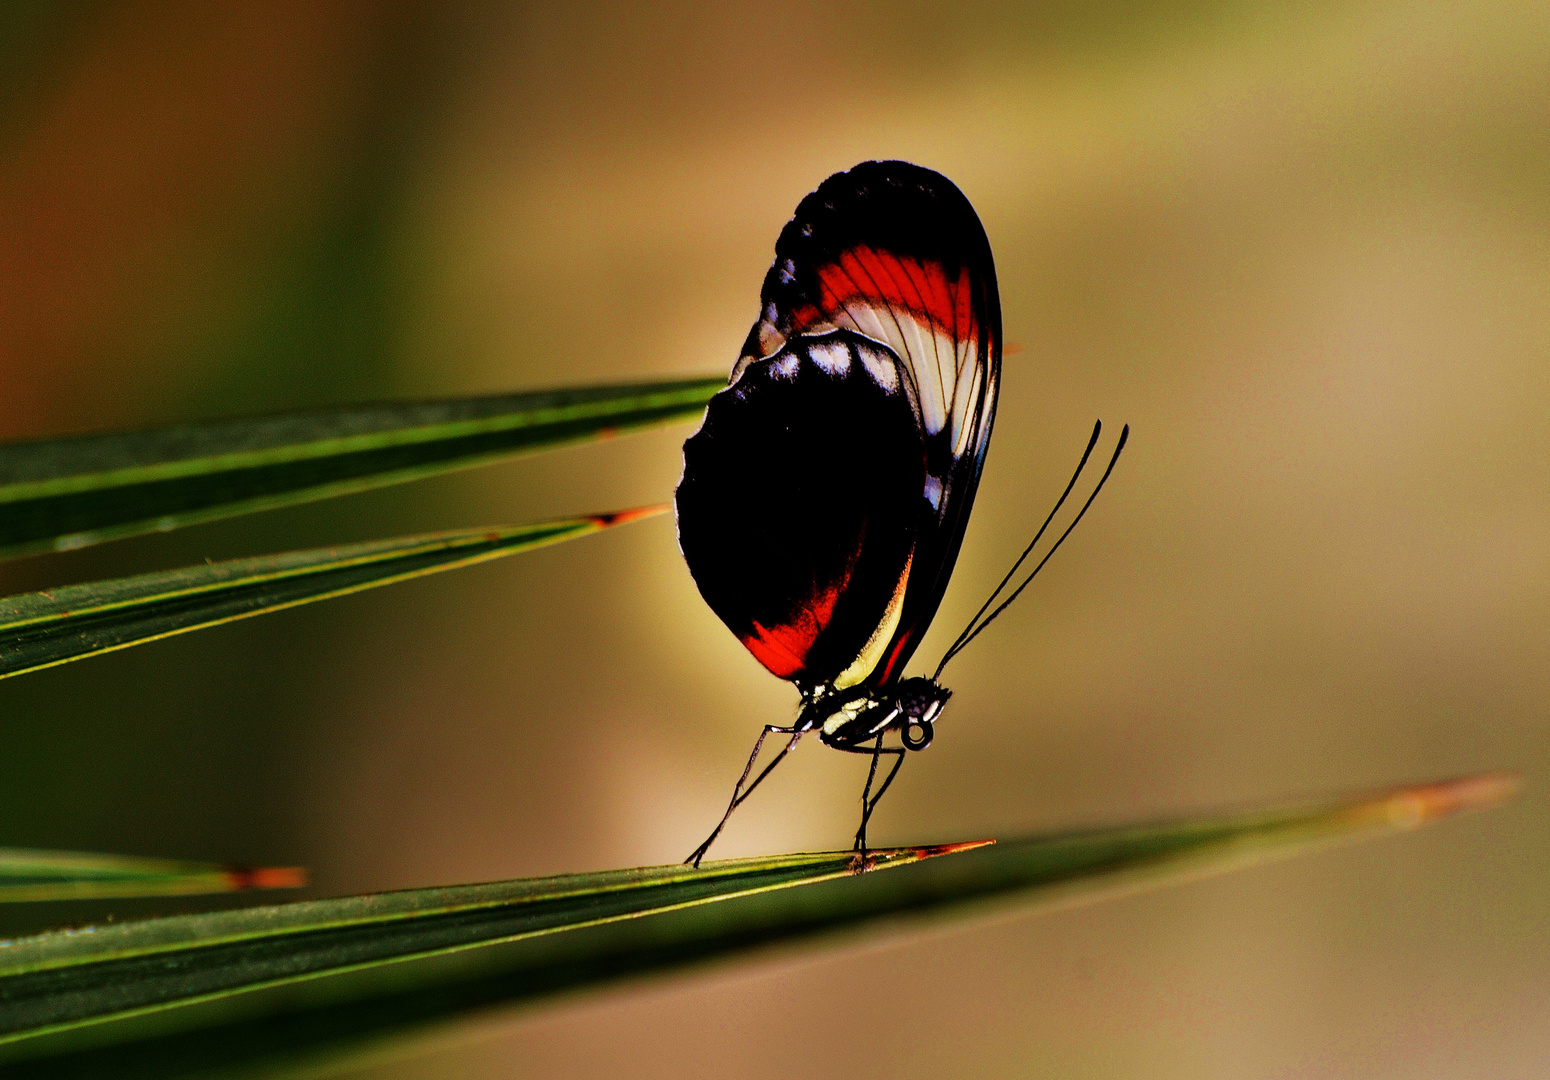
[740,577,844,679]
[802,248,977,340]
[741,621,810,679]
[870,616,918,686]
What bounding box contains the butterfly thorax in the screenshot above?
[802,676,951,752]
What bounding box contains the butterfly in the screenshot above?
[676,161,1126,867]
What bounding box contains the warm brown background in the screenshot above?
[1,2,1546,1077]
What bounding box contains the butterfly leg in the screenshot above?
[834,736,905,867]
[686,725,804,868]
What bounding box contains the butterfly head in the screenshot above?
[893,676,950,750]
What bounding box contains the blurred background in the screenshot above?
[0,1,1546,1076]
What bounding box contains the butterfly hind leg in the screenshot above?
[686,724,804,868]
[834,734,906,868]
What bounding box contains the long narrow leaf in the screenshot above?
[0,507,664,680]
[0,378,720,559]
[0,774,1512,1079]
[0,850,305,904]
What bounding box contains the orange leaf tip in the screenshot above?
[590,504,671,528]
[852,838,995,873]
[1371,772,1520,830]
[222,866,309,890]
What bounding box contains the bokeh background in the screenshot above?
[1,1,1546,1076]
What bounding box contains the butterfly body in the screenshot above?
[804,676,950,752]
[677,160,1002,865]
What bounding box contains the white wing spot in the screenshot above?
[769,354,800,380]
[807,339,851,377]
[854,341,900,393]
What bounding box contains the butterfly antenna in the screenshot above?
[933,420,1103,677]
[934,422,1129,678]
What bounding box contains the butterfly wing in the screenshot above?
[677,160,1001,690]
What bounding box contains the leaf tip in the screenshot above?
[1370,772,1520,831]
[916,839,997,858]
[854,838,995,873]
[591,504,671,529]
[222,865,309,891]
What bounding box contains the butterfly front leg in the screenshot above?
[686,723,807,868]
